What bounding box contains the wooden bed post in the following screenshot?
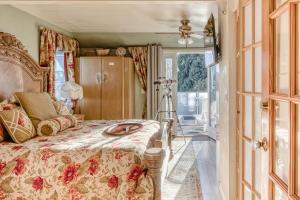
[145,148,165,200]
[145,118,174,200]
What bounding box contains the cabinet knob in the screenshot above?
[96,72,102,84]
[103,73,108,83]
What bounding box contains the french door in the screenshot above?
[236,0,266,199]
[268,1,300,199]
[237,0,300,199]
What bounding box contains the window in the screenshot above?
[165,58,173,80]
[54,50,65,100]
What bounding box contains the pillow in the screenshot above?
[0,107,36,143]
[0,123,6,142]
[0,101,19,142]
[37,115,77,136]
[52,100,70,115]
[15,92,58,128]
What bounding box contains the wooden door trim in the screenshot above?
[269,1,290,19]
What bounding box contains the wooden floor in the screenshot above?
[191,135,222,200]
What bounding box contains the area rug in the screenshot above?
[162,138,203,200]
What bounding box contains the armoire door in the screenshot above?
[123,57,135,119]
[101,57,123,120]
[79,57,101,120]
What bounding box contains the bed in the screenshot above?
[0,32,173,200]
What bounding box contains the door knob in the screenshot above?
[260,101,269,110]
[254,137,268,151]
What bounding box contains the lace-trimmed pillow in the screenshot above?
[37,115,77,136]
[0,107,36,143]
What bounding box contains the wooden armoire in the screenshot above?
[78,56,135,120]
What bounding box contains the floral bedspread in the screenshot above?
[0,120,160,200]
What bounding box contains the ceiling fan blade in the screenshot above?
[190,33,203,39]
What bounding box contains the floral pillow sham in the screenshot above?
[37,115,78,136]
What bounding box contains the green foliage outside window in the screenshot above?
[177,54,207,92]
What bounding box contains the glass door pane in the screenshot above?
[254,97,262,194]
[255,0,262,42]
[274,185,288,200]
[244,50,253,92]
[244,186,252,200]
[273,101,289,184]
[255,97,262,140]
[255,47,262,93]
[275,11,289,94]
[244,96,252,138]
[244,3,252,46]
[244,140,253,184]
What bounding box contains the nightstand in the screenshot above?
[73,114,85,123]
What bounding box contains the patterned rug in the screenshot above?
[162,138,203,200]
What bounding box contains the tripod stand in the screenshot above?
[154,83,187,145]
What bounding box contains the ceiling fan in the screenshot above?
[156,19,204,46]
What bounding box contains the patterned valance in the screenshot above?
[56,34,79,56]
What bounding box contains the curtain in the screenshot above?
[128,47,148,119]
[147,44,162,119]
[39,29,57,96]
[64,52,75,82]
[128,45,162,119]
[39,28,79,96]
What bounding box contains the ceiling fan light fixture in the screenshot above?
[178,37,187,45]
[187,36,193,44]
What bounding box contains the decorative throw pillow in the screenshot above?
[52,100,70,115]
[0,100,19,142]
[37,115,77,136]
[0,103,18,111]
[15,92,58,128]
[0,107,36,143]
[0,123,5,142]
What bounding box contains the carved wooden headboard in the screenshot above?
[0,32,49,101]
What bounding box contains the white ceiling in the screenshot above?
[13,1,218,33]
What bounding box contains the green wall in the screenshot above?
[0,5,72,62]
